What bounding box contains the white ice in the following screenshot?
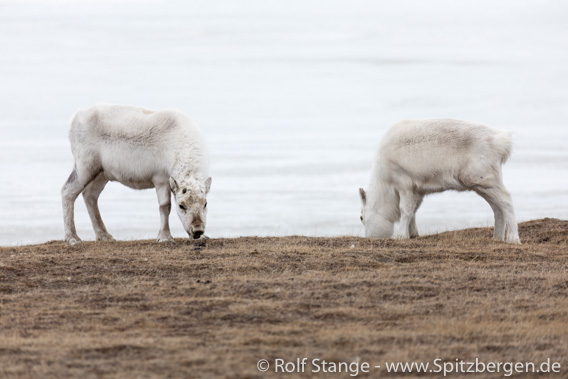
[0,0,567,245]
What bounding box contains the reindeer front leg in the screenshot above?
[395,190,421,239]
[155,183,175,243]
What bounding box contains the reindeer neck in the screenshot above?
[367,179,400,224]
[170,151,207,182]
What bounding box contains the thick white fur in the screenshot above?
[61,104,211,244]
[359,118,521,244]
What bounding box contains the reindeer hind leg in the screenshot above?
[61,162,102,244]
[82,172,114,241]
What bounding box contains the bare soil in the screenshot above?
[1,218,567,378]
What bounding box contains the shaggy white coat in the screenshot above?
[359,118,521,244]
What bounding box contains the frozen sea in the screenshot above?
[1,0,567,245]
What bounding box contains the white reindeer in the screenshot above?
[359,119,521,244]
[61,104,211,244]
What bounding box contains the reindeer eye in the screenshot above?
[360,216,363,221]
[182,188,187,194]
[179,204,186,211]
[204,202,207,208]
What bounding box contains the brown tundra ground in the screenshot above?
[0,218,567,378]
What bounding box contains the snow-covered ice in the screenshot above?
[0,0,567,245]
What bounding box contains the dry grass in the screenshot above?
[1,218,567,378]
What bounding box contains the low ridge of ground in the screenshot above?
[1,218,567,378]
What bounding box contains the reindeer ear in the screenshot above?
[359,188,367,205]
[169,177,179,193]
[204,177,212,194]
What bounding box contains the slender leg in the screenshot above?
[396,190,421,239]
[490,200,506,241]
[475,185,520,244]
[409,195,423,238]
[61,165,98,244]
[475,191,505,241]
[82,173,114,241]
[155,183,174,243]
[498,188,521,244]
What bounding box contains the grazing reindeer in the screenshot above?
[359,119,521,244]
[61,104,211,244]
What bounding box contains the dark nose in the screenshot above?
[193,230,204,239]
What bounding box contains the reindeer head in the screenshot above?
[359,187,394,238]
[170,176,211,239]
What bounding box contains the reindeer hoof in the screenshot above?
[66,236,82,245]
[157,236,175,244]
[96,233,115,242]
